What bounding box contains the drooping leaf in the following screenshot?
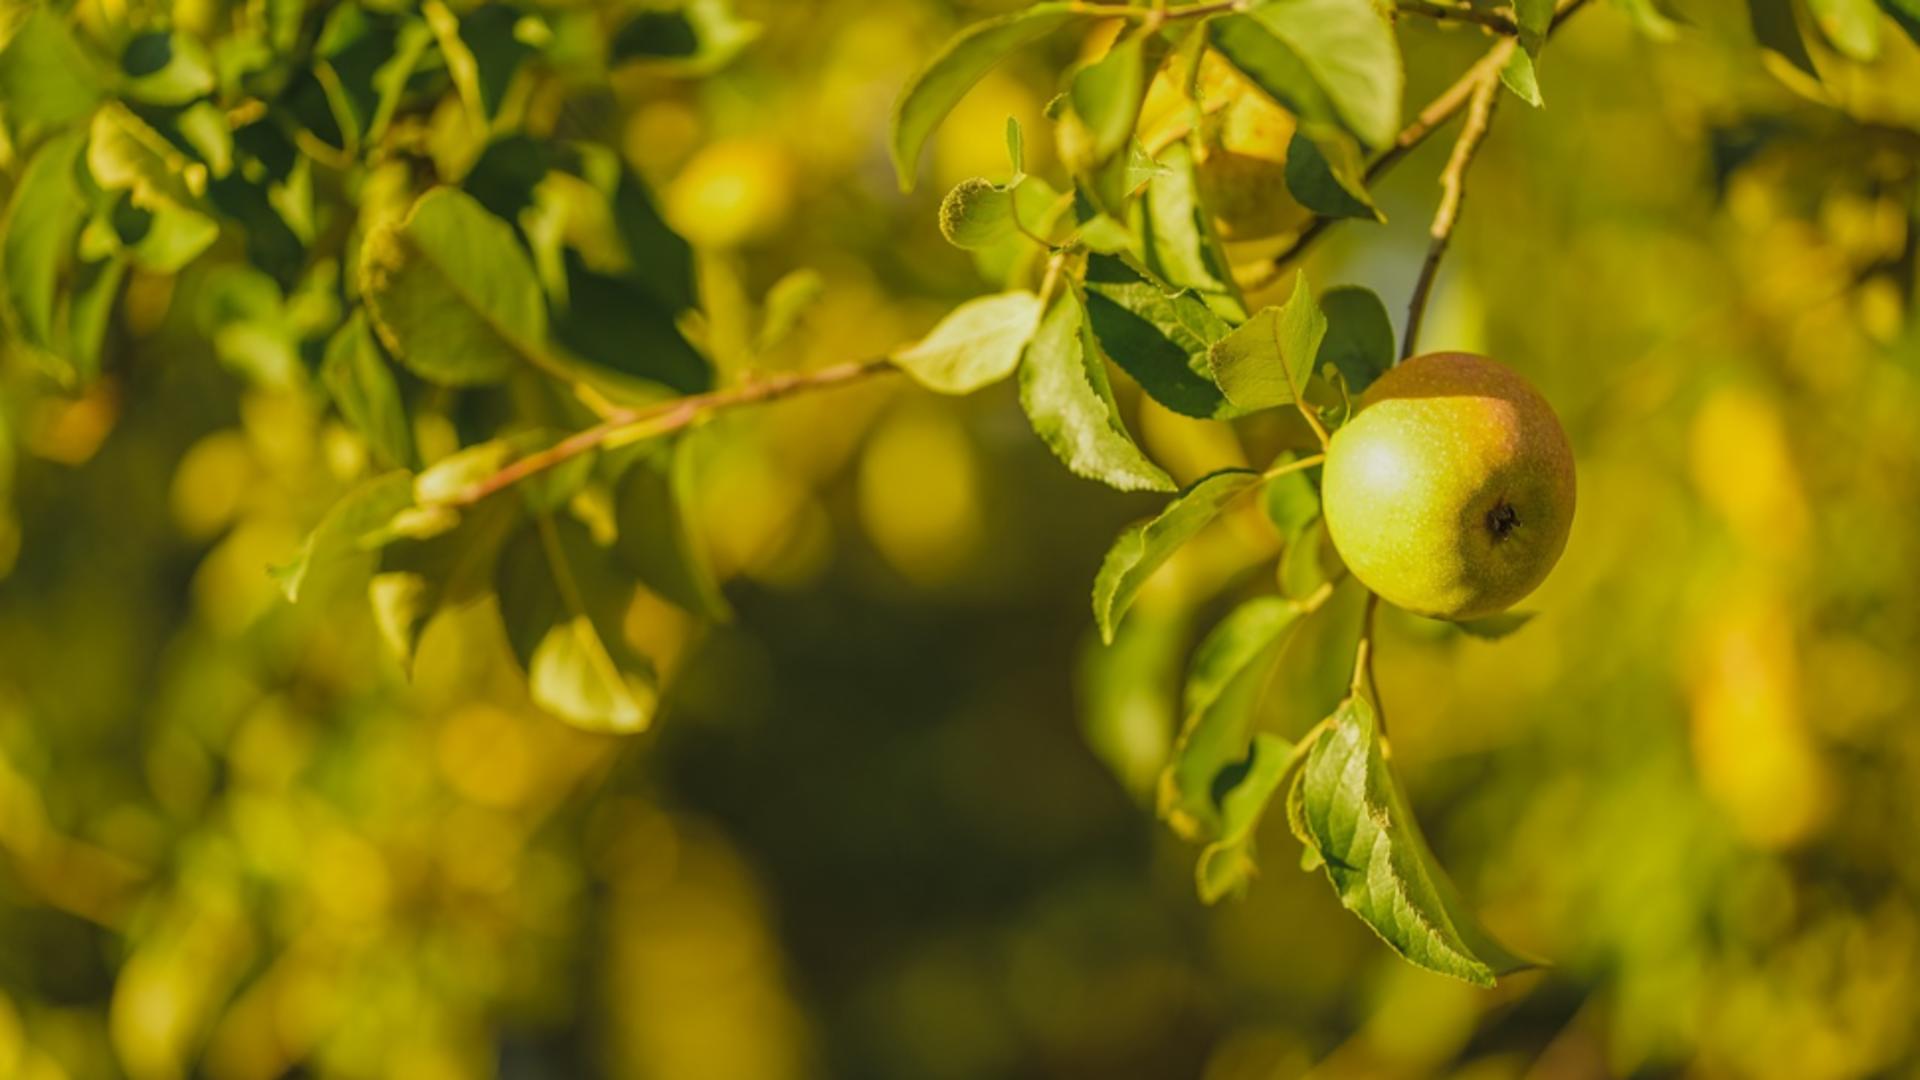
[1017,290,1175,493]
[1197,732,1301,902]
[1499,48,1544,108]
[322,311,420,471]
[1316,285,1394,396]
[1083,253,1235,420]
[1140,141,1245,320]
[1061,30,1153,169]
[0,8,104,138]
[1208,0,1402,151]
[495,516,657,733]
[891,290,1045,395]
[1284,132,1381,220]
[612,435,731,622]
[1158,596,1304,838]
[276,472,416,603]
[1093,469,1261,644]
[1748,0,1820,80]
[360,187,549,385]
[1208,272,1326,412]
[552,252,711,395]
[1294,696,1541,987]
[891,3,1087,190]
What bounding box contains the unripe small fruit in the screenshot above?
[1321,353,1576,621]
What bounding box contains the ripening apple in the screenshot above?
[1320,352,1576,621]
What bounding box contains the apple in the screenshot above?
[1320,352,1576,621]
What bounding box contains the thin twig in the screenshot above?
[452,359,894,507]
[1396,0,1518,35]
[1257,0,1592,281]
[1402,70,1500,361]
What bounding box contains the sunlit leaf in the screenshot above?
[496,516,657,733]
[1093,469,1261,644]
[360,187,549,385]
[890,3,1086,190]
[1499,48,1544,108]
[612,0,762,75]
[1293,696,1540,987]
[1018,290,1175,493]
[0,8,104,138]
[1140,141,1244,319]
[891,290,1044,394]
[276,472,416,603]
[371,497,521,672]
[1806,0,1882,59]
[1197,732,1299,902]
[120,30,216,106]
[1748,0,1819,80]
[1209,0,1402,151]
[1208,271,1325,412]
[1158,596,1303,838]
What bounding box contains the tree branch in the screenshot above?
[1396,0,1518,35]
[451,358,895,507]
[1402,70,1500,361]
[1257,0,1591,279]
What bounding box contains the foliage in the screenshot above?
[2,0,1919,1074]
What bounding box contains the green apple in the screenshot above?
[1320,352,1575,621]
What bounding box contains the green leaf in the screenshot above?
[1279,515,1328,600]
[1140,141,1244,319]
[121,30,216,105]
[1197,732,1301,903]
[1209,0,1402,151]
[322,311,420,471]
[1284,132,1382,220]
[1094,469,1261,644]
[756,268,825,353]
[87,103,203,208]
[613,435,731,622]
[1018,290,1176,493]
[890,3,1087,190]
[1,130,91,373]
[1748,0,1819,80]
[496,516,656,733]
[1158,596,1303,838]
[1294,696,1540,987]
[0,8,104,138]
[1064,31,1152,167]
[1806,0,1882,59]
[611,0,762,75]
[371,496,520,672]
[276,472,416,603]
[113,197,220,273]
[1317,285,1394,396]
[1006,116,1026,175]
[1083,253,1235,419]
[1262,452,1321,536]
[891,290,1044,394]
[360,187,549,386]
[1208,272,1325,412]
[1499,48,1544,108]
[1514,0,1554,54]
[1078,604,1184,800]
[552,253,712,396]
[456,4,535,117]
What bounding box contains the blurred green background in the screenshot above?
[3,1,1919,1077]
